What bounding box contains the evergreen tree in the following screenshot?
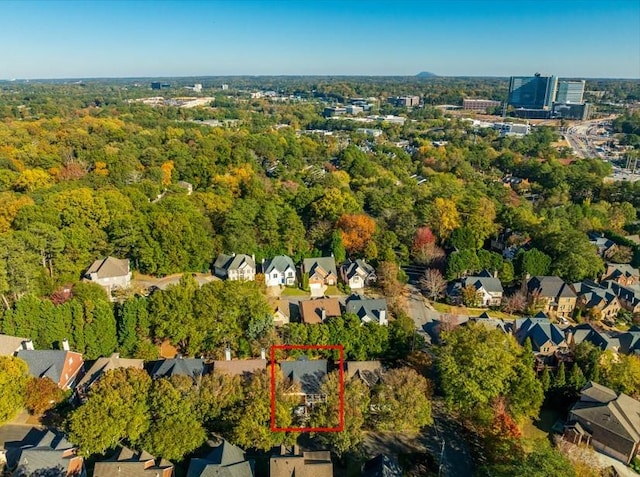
[568,364,586,392]
[540,367,551,392]
[553,362,566,389]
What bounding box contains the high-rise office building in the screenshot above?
[555,80,585,104]
[508,74,557,110]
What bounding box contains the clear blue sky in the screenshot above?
[1,0,638,79]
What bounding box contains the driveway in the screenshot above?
[405,284,443,342]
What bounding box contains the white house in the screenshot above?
[84,257,131,294]
[340,259,376,291]
[461,271,504,307]
[263,255,297,287]
[213,253,256,281]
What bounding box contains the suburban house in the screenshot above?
[0,334,29,356]
[616,328,640,355]
[571,280,621,322]
[213,355,267,378]
[490,229,531,260]
[461,270,504,307]
[187,439,253,477]
[469,312,509,333]
[279,356,328,407]
[345,295,389,326]
[272,299,295,326]
[270,445,333,477]
[150,357,206,380]
[340,259,376,291]
[603,263,639,287]
[84,256,131,293]
[303,257,338,295]
[567,323,620,352]
[213,253,256,281]
[514,314,569,356]
[565,381,640,464]
[75,353,144,399]
[299,298,341,325]
[13,430,86,477]
[344,361,383,387]
[263,255,297,287]
[94,447,173,477]
[588,232,618,259]
[605,281,640,314]
[16,347,84,390]
[526,276,577,318]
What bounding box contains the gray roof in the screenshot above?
[85,256,129,279]
[0,334,28,356]
[342,259,375,280]
[527,276,576,299]
[469,313,508,333]
[615,331,640,355]
[76,353,144,391]
[16,350,79,383]
[263,255,296,275]
[570,324,618,351]
[345,295,387,324]
[345,361,382,387]
[187,440,252,477]
[605,263,640,281]
[571,382,640,444]
[279,357,327,394]
[14,430,79,477]
[462,275,504,294]
[303,257,337,278]
[94,447,172,477]
[572,280,618,310]
[150,358,205,379]
[514,316,566,351]
[606,281,640,307]
[214,254,255,273]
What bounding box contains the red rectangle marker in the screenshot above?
[270,344,344,432]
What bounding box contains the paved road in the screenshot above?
[405,284,443,343]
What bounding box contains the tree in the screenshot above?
[0,356,28,424]
[141,378,206,460]
[515,248,551,278]
[196,371,244,429]
[540,367,551,392]
[419,268,447,301]
[67,368,152,456]
[371,368,432,432]
[553,362,566,390]
[377,261,404,307]
[445,249,480,280]
[485,440,577,477]
[336,214,376,255]
[461,285,481,307]
[501,290,527,314]
[329,230,346,264]
[230,369,299,451]
[24,377,64,415]
[449,226,477,250]
[428,197,460,241]
[310,371,370,457]
[568,364,586,392]
[437,325,541,424]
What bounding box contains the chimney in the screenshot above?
[23,339,34,350]
[293,444,301,456]
[62,339,70,351]
[494,269,498,278]
[321,308,327,321]
[261,348,266,360]
[379,309,387,324]
[232,252,236,257]
[225,347,231,361]
[251,254,255,263]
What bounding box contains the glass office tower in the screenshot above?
[508,74,557,110]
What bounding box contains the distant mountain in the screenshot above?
[416,71,437,78]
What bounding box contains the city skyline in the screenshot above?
[1,0,639,79]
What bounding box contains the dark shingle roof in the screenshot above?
[303,257,337,279]
[214,254,255,273]
[150,358,205,379]
[514,317,566,351]
[93,447,172,477]
[527,276,576,299]
[279,357,327,394]
[16,350,78,384]
[342,259,375,280]
[186,440,253,477]
[14,430,79,477]
[345,295,388,324]
[362,454,402,477]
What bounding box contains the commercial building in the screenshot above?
[462,98,502,112]
[555,80,585,104]
[508,74,557,110]
[387,95,420,107]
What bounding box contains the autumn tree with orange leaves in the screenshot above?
[336,214,376,255]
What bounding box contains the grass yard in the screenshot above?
[280,287,309,297]
[430,301,518,320]
[522,408,562,450]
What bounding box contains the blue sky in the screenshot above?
[1,0,638,78]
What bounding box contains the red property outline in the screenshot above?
[269,344,344,433]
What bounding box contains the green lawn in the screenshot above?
[280,287,309,297]
[430,301,517,320]
[522,409,561,450]
[324,285,343,296]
